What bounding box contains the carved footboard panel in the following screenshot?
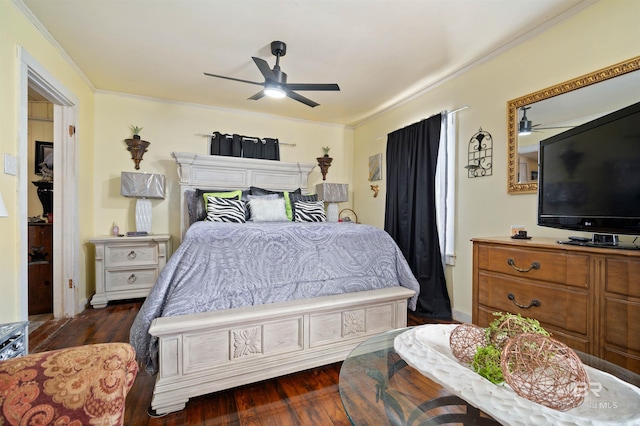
[149,287,415,414]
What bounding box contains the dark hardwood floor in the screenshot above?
[29,300,455,426]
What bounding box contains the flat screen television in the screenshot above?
[537,100,640,246]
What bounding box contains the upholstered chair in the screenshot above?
[0,343,138,425]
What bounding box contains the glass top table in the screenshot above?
[339,327,640,426]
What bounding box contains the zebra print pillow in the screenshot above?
[206,196,246,223]
[294,201,326,222]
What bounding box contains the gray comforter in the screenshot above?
[130,221,420,374]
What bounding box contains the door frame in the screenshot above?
[18,47,80,319]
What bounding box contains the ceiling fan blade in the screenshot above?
[287,90,319,108]
[248,91,265,101]
[286,83,340,91]
[252,57,276,81]
[204,72,263,86]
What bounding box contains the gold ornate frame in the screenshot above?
[507,56,640,194]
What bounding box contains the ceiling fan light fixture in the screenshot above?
[519,118,532,135]
[264,85,286,99]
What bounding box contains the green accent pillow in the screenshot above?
[284,191,293,221]
[203,190,242,210]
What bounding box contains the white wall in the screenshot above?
[352,0,640,320]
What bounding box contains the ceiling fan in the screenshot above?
[204,41,340,108]
[518,106,574,135]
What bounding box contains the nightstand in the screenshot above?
[89,234,171,308]
[0,321,28,360]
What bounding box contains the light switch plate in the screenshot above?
[4,154,17,175]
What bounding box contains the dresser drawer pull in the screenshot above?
[507,258,540,273]
[127,251,137,260]
[127,274,137,284]
[508,292,541,309]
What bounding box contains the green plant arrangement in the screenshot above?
[130,125,143,139]
[322,146,330,156]
[471,312,550,384]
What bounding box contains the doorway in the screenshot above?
[19,47,80,320]
[27,88,54,321]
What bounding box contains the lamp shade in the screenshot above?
[0,193,8,217]
[316,183,348,203]
[121,172,165,199]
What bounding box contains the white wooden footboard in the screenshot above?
[149,287,415,414]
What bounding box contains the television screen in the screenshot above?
[538,100,640,236]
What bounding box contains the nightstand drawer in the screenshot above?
[105,243,158,267]
[105,267,158,292]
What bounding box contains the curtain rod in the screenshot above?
[448,105,469,114]
[195,133,296,147]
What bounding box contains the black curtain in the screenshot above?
[211,132,280,160]
[210,132,241,157]
[242,137,280,160]
[384,114,452,320]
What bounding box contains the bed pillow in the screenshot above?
[248,198,288,222]
[250,186,302,221]
[205,197,246,223]
[294,200,326,222]
[289,193,318,220]
[186,190,207,224]
[202,189,242,208]
[246,193,279,220]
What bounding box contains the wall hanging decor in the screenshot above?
[465,128,492,178]
[316,147,332,180]
[369,153,382,181]
[124,125,149,170]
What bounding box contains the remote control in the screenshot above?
[568,236,590,242]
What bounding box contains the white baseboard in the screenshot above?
[452,309,471,324]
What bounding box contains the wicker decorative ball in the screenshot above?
[501,333,589,411]
[449,323,488,364]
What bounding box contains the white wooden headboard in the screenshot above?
[171,152,315,238]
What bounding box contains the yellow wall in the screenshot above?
[28,101,53,218]
[352,0,640,319]
[93,93,354,244]
[0,1,95,321]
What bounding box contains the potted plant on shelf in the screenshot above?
[317,147,332,180]
[125,125,149,170]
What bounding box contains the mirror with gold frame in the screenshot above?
[507,56,640,194]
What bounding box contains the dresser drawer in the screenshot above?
[605,258,640,297]
[105,267,158,292]
[603,296,640,352]
[477,245,589,288]
[105,243,158,267]
[478,272,588,335]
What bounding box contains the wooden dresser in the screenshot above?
[472,237,640,374]
[28,223,53,315]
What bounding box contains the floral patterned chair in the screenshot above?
[0,343,138,425]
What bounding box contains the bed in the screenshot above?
[130,152,419,415]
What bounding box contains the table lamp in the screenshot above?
[316,183,348,222]
[121,172,165,233]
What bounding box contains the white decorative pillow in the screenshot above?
[206,196,246,223]
[294,201,326,222]
[248,198,288,222]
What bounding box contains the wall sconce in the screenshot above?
[0,193,8,217]
[316,183,348,222]
[316,156,332,180]
[465,128,493,178]
[121,172,165,234]
[124,137,150,170]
